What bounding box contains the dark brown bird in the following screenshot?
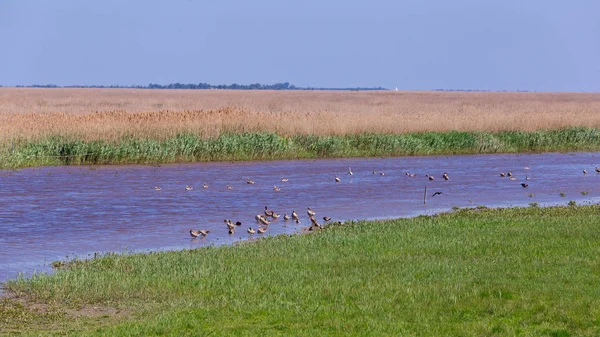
[323,216,332,222]
[521,183,528,188]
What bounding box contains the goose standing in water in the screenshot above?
[426,174,434,181]
[246,179,255,184]
[500,172,506,177]
[335,175,340,183]
[521,183,528,188]
[247,227,256,234]
[257,226,267,234]
[307,207,316,217]
[442,172,449,180]
[283,214,291,221]
[291,210,299,222]
[583,169,588,175]
[190,229,210,238]
[348,167,353,175]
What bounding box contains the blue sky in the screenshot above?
[1,0,598,91]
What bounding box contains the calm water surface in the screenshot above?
[1,152,600,283]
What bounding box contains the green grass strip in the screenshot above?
[2,127,600,168]
[3,205,600,336]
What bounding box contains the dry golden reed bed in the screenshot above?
[0,88,599,141]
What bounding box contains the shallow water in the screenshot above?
[1,152,600,283]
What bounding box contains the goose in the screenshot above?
[247,227,256,234]
[426,174,434,181]
[235,221,242,226]
[335,176,340,183]
[264,206,274,217]
[373,170,377,175]
[442,172,449,180]
[280,178,289,182]
[228,227,235,235]
[246,179,255,184]
[258,216,271,226]
[283,214,291,220]
[348,167,353,175]
[521,183,528,188]
[307,207,316,217]
[508,171,513,177]
[225,219,235,230]
[203,183,209,188]
[257,226,266,234]
[226,185,233,190]
[583,169,588,174]
[255,214,262,222]
[154,187,161,191]
[271,212,280,219]
[405,172,416,177]
[380,172,385,176]
[190,229,209,238]
[273,186,281,191]
[291,210,299,222]
[185,185,193,191]
[596,167,600,173]
[323,216,332,222]
[525,175,530,180]
[500,172,506,177]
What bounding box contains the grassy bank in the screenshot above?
[3,127,600,168]
[3,206,600,336]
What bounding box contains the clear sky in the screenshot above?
[1,0,598,91]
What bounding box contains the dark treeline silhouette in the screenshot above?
[13,82,387,91]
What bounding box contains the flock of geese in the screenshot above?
[188,165,600,239]
[190,206,329,238]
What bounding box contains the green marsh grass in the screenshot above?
[3,127,600,169]
[3,206,600,336]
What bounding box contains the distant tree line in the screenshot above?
[13,82,387,91]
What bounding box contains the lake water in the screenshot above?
[1,152,599,283]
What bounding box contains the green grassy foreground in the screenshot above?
[3,127,600,168]
[3,206,600,336]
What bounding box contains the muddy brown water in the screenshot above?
[1,152,600,284]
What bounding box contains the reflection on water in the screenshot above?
[1,152,599,282]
